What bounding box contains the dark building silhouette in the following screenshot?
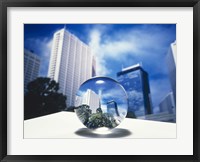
[117,64,152,118]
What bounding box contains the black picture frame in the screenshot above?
[0,0,199,161]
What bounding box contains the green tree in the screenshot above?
[86,108,118,129]
[76,105,92,125]
[87,112,104,129]
[24,77,66,120]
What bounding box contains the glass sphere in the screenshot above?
[75,77,128,130]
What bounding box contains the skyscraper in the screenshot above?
[117,63,152,118]
[159,92,175,114]
[48,28,96,107]
[82,89,100,113]
[107,100,119,116]
[24,49,40,93]
[166,41,176,106]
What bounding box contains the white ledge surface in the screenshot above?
[24,111,176,139]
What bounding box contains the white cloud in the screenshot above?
[88,25,173,76]
[102,87,128,101]
[89,28,111,76]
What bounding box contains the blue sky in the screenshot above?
[24,24,176,112]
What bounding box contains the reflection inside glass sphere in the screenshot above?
[75,77,128,130]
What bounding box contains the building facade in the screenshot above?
[166,41,176,106]
[159,92,175,114]
[82,89,100,113]
[138,92,176,123]
[48,28,96,107]
[107,100,119,116]
[24,49,40,93]
[117,64,152,118]
[138,112,176,123]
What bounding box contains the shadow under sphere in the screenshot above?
[75,128,132,138]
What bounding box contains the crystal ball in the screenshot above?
[75,77,128,130]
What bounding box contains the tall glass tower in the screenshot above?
[117,64,152,118]
[82,89,100,113]
[166,41,176,106]
[48,28,96,107]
